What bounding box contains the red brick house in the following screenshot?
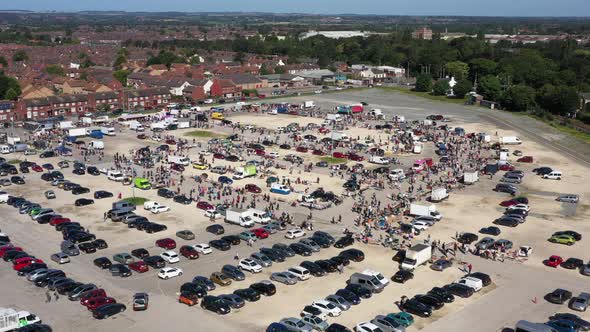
[210,79,241,99]
[0,101,18,122]
[122,87,171,110]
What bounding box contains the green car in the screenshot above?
[29,207,43,216]
[266,176,279,184]
[387,312,414,327]
[239,231,257,242]
[549,234,576,245]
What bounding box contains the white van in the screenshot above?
[456,276,483,292]
[0,191,8,203]
[249,209,271,224]
[0,145,12,154]
[543,171,562,180]
[107,170,125,182]
[287,266,311,281]
[388,169,406,181]
[369,156,390,165]
[361,269,390,287]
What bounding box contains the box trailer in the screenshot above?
[401,244,432,270]
[331,131,349,141]
[233,165,257,180]
[463,171,479,184]
[430,188,449,202]
[100,127,116,136]
[326,114,342,122]
[500,136,522,145]
[166,155,190,166]
[177,121,190,129]
[88,141,104,149]
[225,208,254,227]
[304,101,315,108]
[409,203,442,220]
[68,128,87,137]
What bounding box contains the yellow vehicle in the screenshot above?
[211,112,225,120]
[192,162,208,170]
[134,177,151,190]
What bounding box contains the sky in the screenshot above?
[2,0,590,17]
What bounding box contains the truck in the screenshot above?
[88,130,103,139]
[500,136,522,145]
[88,141,104,149]
[107,170,125,182]
[167,155,190,166]
[177,121,190,129]
[100,127,116,136]
[59,121,73,129]
[225,208,255,227]
[369,156,390,165]
[331,131,349,142]
[303,101,315,108]
[430,188,449,202]
[0,307,19,332]
[409,203,442,220]
[150,122,167,130]
[463,171,479,184]
[249,209,271,224]
[413,144,423,154]
[6,136,20,145]
[412,158,433,173]
[68,128,87,137]
[134,178,151,190]
[233,165,257,180]
[400,244,432,270]
[369,109,383,119]
[128,121,145,132]
[13,143,28,153]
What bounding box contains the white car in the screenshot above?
[205,209,222,219]
[193,243,213,255]
[285,228,306,239]
[238,258,263,273]
[158,267,183,280]
[314,90,323,94]
[151,205,170,214]
[355,322,382,332]
[160,250,180,263]
[507,204,530,212]
[411,220,430,230]
[268,151,280,159]
[311,300,342,317]
[204,99,214,104]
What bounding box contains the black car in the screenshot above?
[260,248,286,262]
[201,295,231,315]
[221,235,241,246]
[144,223,167,233]
[128,219,149,229]
[561,258,585,269]
[330,255,350,267]
[400,298,432,317]
[206,224,225,235]
[549,313,590,331]
[157,188,176,199]
[533,167,553,175]
[72,168,86,175]
[131,248,149,259]
[36,214,59,224]
[479,226,501,236]
[493,217,519,227]
[334,236,355,249]
[546,289,573,304]
[339,248,364,262]
[457,233,478,244]
[289,243,312,256]
[94,191,113,199]
[110,264,132,277]
[301,305,324,318]
[192,276,216,291]
[144,256,166,268]
[234,288,261,302]
[272,243,296,257]
[326,323,353,332]
[75,198,94,206]
[225,155,240,162]
[310,236,331,248]
[465,272,492,286]
[78,242,97,253]
[40,173,55,182]
[300,261,327,277]
[428,287,455,303]
[86,166,100,175]
[413,294,444,310]
[68,232,96,244]
[72,187,90,195]
[55,280,82,295]
[10,176,25,184]
[173,195,192,205]
[250,281,276,296]
[315,259,338,273]
[392,269,414,283]
[93,257,112,269]
[57,222,81,232]
[209,239,231,251]
[443,283,474,298]
[279,144,291,150]
[553,231,582,241]
[181,282,208,298]
[93,303,126,319]
[39,151,56,158]
[19,166,29,173]
[335,289,361,305]
[345,284,372,299]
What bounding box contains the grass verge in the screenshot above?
[378,86,468,105]
[184,130,226,138]
[122,197,149,206]
[320,156,347,164]
[7,159,22,165]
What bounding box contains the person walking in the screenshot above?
[234,252,239,261]
[467,263,473,274]
[45,290,51,303]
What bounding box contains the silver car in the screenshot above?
[372,315,406,332]
[412,216,436,226]
[301,314,329,331]
[219,294,245,309]
[280,317,313,332]
[250,253,273,267]
[475,237,496,250]
[26,268,52,282]
[325,294,351,311]
[270,272,298,285]
[570,293,590,312]
[299,239,321,252]
[581,264,590,276]
[500,175,522,184]
[556,194,579,203]
[50,253,70,264]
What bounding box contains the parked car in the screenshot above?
[546,289,573,304]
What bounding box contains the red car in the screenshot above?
[296,146,308,153]
[312,149,325,156]
[86,297,116,311]
[197,201,214,210]
[180,245,199,260]
[517,156,533,163]
[80,289,107,305]
[245,184,261,193]
[499,199,518,207]
[0,246,22,258]
[50,217,71,226]
[165,139,176,145]
[319,127,330,134]
[155,238,176,249]
[32,164,43,172]
[213,153,225,159]
[545,255,563,268]
[128,261,149,273]
[255,149,266,156]
[252,228,270,239]
[137,134,147,140]
[347,154,364,161]
[171,164,185,172]
[13,257,42,267]
[499,164,515,171]
[332,152,346,159]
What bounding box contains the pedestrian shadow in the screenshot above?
[501,328,514,332]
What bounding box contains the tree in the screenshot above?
[445,61,469,80]
[233,52,246,64]
[12,50,28,62]
[0,56,7,67]
[469,58,497,79]
[4,88,18,100]
[501,84,536,112]
[274,66,286,74]
[414,74,433,92]
[537,84,579,115]
[432,80,450,96]
[45,65,65,76]
[478,75,502,101]
[113,70,129,87]
[453,79,473,98]
[0,73,21,99]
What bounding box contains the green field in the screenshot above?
[123,197,149,206]
[184,130,226,138]
[319,156,347,164]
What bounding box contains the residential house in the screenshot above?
[62,80,88,94]
[260,73,307,88]
[122,87,171,110]
[0,101,18,122]
[290,69,335,85]
[210,79,242,99]
[20,85,55,100]
[90,91,120,111]
[412,27,433,40]
[218,73,267,91]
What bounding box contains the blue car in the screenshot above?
[42,163,54,170]
[546,319,578,332]
[218,176,233,185]
[266,322,289,332]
